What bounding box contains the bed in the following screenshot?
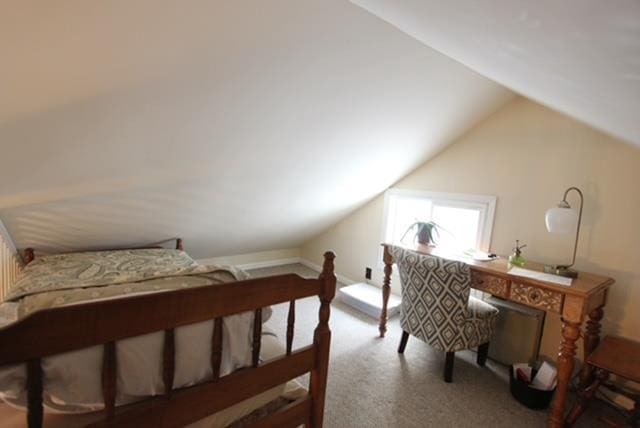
[0,239,336,428]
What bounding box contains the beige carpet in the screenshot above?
[249,264,622,428]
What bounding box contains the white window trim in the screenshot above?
[380,188,497,253]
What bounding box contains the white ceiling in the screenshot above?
[0,0,512,258]
[352,0,640,147]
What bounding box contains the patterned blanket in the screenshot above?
[6,248,249,317]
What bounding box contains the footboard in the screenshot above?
[0,252,337,428]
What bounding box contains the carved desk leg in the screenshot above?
[579,307,604,387]
[549,320,581,428]
[379,246,393,338]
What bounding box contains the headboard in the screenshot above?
[22,238,184,266]
[0,233,21,301]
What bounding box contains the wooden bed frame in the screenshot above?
[0,239,336,428]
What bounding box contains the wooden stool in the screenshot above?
[566,335,640,427]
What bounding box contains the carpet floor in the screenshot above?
[249,264,622,428]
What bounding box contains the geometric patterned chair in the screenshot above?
[390,245,499,382]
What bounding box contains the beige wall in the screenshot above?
[302,97,640,360]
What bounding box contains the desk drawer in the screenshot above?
[511,282,563,313]
[471,271,509,298]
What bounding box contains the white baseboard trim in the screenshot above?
[197,257,301,270]
[237,257,302,271]
[299,258,355,286]
[198,255,357,285]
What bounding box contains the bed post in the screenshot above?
[26,358,43,428]
[309,251,336,428]
[175,238,184,251]
[23,248,35,265]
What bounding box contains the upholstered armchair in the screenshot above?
[390,246,499,382]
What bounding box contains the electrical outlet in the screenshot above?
[365,267,372,280]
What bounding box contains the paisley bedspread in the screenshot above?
[5,248,250,318]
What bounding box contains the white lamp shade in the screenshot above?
[545,206,578,234]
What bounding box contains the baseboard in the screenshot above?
[237,257,302,270]
[199,256,303,270]
[299,258,356,286]
[197,254,358,284]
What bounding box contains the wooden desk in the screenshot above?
[379,244,615,428]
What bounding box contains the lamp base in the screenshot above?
[543,265,579,278]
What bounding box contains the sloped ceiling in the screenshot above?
[352,0,640,147]
[0,0,512,259]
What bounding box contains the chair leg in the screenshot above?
[398,330,410,354]
[444,352,455,383]
[477,342,490,367]
[566,368,609,427]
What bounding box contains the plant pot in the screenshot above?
[417,229,431,246]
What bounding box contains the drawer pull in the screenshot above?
[471,273,508,298]
[511,282,562,313]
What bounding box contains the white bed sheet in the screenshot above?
[0,332,307,428]
[0,300,258,413]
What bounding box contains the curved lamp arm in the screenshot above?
[559,187,583,269]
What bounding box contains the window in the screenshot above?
[382,189,496,256]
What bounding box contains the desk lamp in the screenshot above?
[544,186,583,278]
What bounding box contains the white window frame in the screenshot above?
[380,188,497,253]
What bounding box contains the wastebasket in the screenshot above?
[509,365,556,410]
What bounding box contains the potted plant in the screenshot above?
[401,221,442,247]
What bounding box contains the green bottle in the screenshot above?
[509,240,527,267]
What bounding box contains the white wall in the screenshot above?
[0,0,512,260]
[302,97,640,360]
[352,0,640,147]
